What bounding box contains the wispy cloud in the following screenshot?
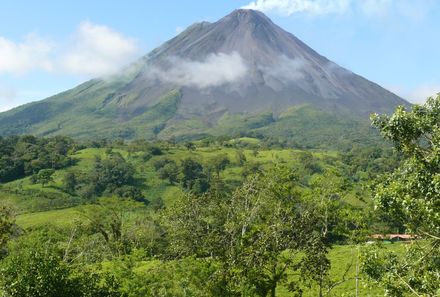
[409,84,440,104]
[242,0,350,16]
[261,55,306,82]
[388,83,440,104]
[0,21,139,78]
[149,52,248,89]
[242,0,432,19]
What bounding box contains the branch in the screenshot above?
[326,277,358,294]
[401,238,439,270]
[326,247,357,294]
[419,230,440,240]
[396,273,422,297]
[63,226,77,262]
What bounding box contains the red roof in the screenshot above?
[370,234,417,240]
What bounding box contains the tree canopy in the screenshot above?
[363,95,440,296]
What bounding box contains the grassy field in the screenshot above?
[16,207,80,228]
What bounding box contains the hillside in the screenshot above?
[0,135,405,296]
[0,9,408,145]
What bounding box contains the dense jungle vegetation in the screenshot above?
[0,97,439,296]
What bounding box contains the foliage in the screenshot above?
[63,172,77,194]
[79,197,160,256]
[0,134,409,296]
[180,158,209,193]
[163,166,332,296]
[0,230,120,297]
[0,203,17,257]
[235,149,247,165]
[208,154,230,178]
[104,254,220,297]
[361,241,440,296]
[33,168,55,187]
[371,96,440,235]
[157,161,179,184]
[365,95,440,296]
[0,135,74,183]
[86,152,136,197]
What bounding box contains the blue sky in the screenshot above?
[0,0,439,111]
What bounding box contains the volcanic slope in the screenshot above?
[0,9,409,147]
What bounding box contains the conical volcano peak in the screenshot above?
[114,8,407,118]
[147,8,290,63]
[0,9,408,140]
[214,8,284,41]
[221,9,272,25]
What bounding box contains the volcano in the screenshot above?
[0,9,408,146]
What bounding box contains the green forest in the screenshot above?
[0,97,439,297]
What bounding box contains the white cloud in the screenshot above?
[0,34,53,75]
[408,85,440,104]
[387,83,440,104]
[262,55,306,81]
[149,52,248,89]
[59,21,139,77]
[242,0,432,19]
[0,21,139,78]
[242,0,351,16]
[0,85,17,112]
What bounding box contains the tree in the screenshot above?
[235,149,247,166]
[0,230,120,297]
[157,161,179,184]
[371,97,440,235]
[0,135,75,183]
[297,151,322,175]
[361,95,440,296]
[80,197,148,255]
[184,142,196,151]
[91,153,135,195]
[152,157,174,171]
[0,203,16,258]
[63,172,77,194]
[0,237,81,297]
[208,154,230,178]
[35,169,55,187]
[114,185,146,202]
[306,170,372,296]
[180,158,209,193]
[163,166,330,296]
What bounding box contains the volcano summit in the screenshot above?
[0,9,408,145]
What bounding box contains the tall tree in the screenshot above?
[362,95,440,296]
[180,158,209,193]
[80,197,148,255]
[63,172,77,194]
[157,161,179,184]
[208,154,230,178]
[91,152,135,195]
[163,166,330,296]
